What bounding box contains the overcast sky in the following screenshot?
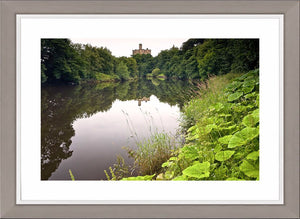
[70,38,189,57]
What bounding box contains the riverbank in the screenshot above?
[109,70,259,181]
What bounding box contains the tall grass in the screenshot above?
[181,73,240,130]
[105,106,182,180]
[125,132,181,176]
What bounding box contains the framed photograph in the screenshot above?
[1,0,299,218]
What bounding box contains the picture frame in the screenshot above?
[1,0,299,218]
[18,14,281,204]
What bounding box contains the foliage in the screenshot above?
[215,150,235,161]
[103,131,182,181]
[80,44,115,78]
[41,39,258,84]
[137,39,258,80]
[118,56,138,78]
[41,39,84,84]
[182,161,210,179]
[102,70,259,181]
[41,40,134,84]
[157,69,259,180]
[124,132,181,176]
[104,167,117,181]
[104,155,131,180]
[41,38,260,181]
[132,53,154,77]
[115,61,130,80]
[180,39,205,53]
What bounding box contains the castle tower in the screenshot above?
[133,43,151,55]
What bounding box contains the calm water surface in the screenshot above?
[41,79,196,180]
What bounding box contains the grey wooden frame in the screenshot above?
[1,0,299,218]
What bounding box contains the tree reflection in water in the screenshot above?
[41,79,196,180]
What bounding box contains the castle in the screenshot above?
[132,44,151,55]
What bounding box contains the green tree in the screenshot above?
[229,39,259,73]
[41,39,84,84]
[116,62,130,80]
[180,38,204,53]
[184,55,199,79]
[132,54,154,77]
[118,57,138,78]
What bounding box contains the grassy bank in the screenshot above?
[159,69,259,181]
[106,70,259,181]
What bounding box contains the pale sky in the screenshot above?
[70,38,189,57]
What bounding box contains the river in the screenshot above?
[41,78,197,180]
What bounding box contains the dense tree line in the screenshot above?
[41,39,138,84]
[135,39,259,80]
[41,39,258,84]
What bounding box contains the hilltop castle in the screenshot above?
[132,44,151,55]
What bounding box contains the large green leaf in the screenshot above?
[214,144,223,153]
[244,92,257,99]
[242,109,259,127]
[242,85,254,94]
[226,81,242,91]
[228,135,246,148]
[180,146,199,160]
[218,135,232,144]
[228,127,259,148]
[182,161,210,179]
[242,114,259,127]
[215,150,235,161]
[246,151,259,160]
[239,160,259,178]
[252,109,259,118]
[233,152,244,160]
[228,91,243,102]
[243,79,256,87]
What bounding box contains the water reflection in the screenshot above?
[41,79,196,180]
